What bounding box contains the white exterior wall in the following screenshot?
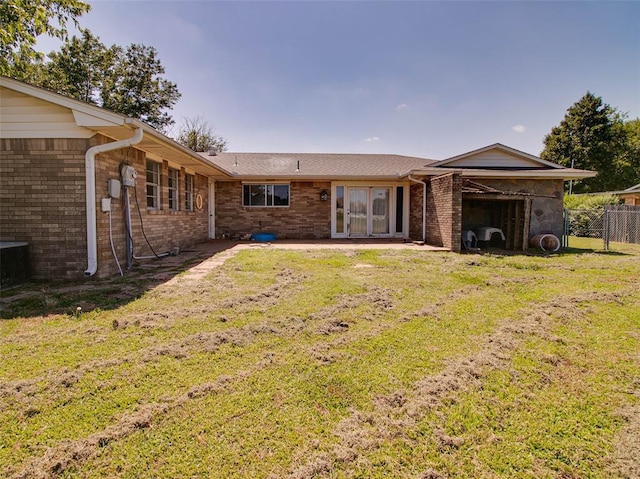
[0,87,93,139]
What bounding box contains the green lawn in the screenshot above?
[1,241,639,478]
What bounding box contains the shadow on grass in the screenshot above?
[464,245,632,258]
[0,240,238,320]
[556,247,629,257]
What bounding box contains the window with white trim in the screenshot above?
[146,160,160,209]
[185,173,194,211]
[168,168,179,211]
[242,184,289,207]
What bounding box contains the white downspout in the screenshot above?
[84,126,144,276]
[408,175,427,242]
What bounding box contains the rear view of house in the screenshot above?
[1,76,595,281]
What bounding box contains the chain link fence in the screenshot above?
[603,205,640,248]
[564,206,640,249]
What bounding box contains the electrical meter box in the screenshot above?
[107,179,121,198]
[121,165,137,187]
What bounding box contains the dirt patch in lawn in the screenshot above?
[11,368,254,479]
[609,395,640,477]
[287,290,632,478]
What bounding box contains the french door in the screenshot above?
[347,187,390,237]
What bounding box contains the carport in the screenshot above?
[461,180,532,251]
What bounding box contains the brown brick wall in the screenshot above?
[1,138,89,279]
[1,135,211,279]
[425,173,462,251]
[93,135,210,277]
[409,183,424,241]
[215,180,331,239]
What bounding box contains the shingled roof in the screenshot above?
[199,152,436,179]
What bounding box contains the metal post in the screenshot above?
[562,208,568,248]
[603,208,609,251]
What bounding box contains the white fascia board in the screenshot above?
[407,168,597,180]
[459,169,597,179]
[226,174,408,181]
[72,109,126,127]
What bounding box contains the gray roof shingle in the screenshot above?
[199,152,436,179]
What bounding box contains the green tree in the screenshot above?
[617,118,640,187]
[37,29,106,102]
[99,43,180,131]
[33,31,181,131]
[177,116,228,153]
[541,92,629,193]
[0,0,90,77]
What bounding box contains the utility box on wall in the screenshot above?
[0,242,29,288]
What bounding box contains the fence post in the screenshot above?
[562,209,568,248]
[603,208,609,251]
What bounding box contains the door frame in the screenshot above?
[208,180,216,239]
[331,182,409,239]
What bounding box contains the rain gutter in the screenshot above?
[84,124,143,276]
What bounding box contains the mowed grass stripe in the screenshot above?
[1,244,639,478]
[37,279,576,477]
[317,289,640,478]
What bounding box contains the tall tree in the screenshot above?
[617,118,640,187]
[0,0,90,77]
[540,92,627,193]
[37,29,107,102]
[34,31,181,131]
[176,116,228,153]
[99,43,180,131]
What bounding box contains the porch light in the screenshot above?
[320,190,329,201]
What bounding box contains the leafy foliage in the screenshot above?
[99,43,180,131]
[563,194,620,238]
[36,29,105,103]
[33,31,181,131]
[176,116,228,152]
[541,92,639,193]
[0,0,90,76]
[563,193,619,210]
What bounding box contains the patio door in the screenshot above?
[347,187,390,237]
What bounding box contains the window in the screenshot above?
[146,160,160,209]
[168,168,179,211]
[185,173,194,211]
[243,184,289,207]
[335,186,344,234]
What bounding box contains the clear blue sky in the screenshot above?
[40,0,640,159]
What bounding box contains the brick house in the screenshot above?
[206,146,594,252]
[1,76,595,280]
[1,76,229,280]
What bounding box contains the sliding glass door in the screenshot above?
[348,188,368,236]
[346,187,390,237]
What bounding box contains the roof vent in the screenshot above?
[208,148,218,156]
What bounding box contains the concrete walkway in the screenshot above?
[0,239,445,308]
[156,239,445,286]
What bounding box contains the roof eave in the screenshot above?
[1,76,232,179]
[129,120,232,178]
[408,168,597,180]
[432,143,563,169]
[220,174,408,181]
